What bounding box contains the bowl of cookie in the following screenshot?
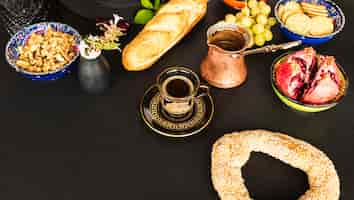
[274,0,345,45]
[5,22,81,80]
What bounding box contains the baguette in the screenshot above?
[122,0,208,71]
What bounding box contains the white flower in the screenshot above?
[113,14,123,25]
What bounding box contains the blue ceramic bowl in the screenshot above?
[274,0,345,45]
[5,22,81,80]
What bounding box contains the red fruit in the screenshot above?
[301,56,341,104]
[286,47,317,83]
[275,61,305,99]
[317,55,341,84]
[275,49,343,105]
[301,74,339,104]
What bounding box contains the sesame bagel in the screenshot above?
[211,130,340,200]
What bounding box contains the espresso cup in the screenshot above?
[156,67,210,119]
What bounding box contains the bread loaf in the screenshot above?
[212,130,340,200]
[122,0,208,71]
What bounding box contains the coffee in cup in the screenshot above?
[156,67,209,119]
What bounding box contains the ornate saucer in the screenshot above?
[140,85,214,138]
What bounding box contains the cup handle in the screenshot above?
[196,85,210,98]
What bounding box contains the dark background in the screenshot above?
[0,0,353,199]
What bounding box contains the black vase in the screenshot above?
[78,55,111,94]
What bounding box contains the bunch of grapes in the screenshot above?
[222,0,277,47]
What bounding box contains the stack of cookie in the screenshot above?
[278,1,334,36]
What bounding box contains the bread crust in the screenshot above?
[122,0,208,71]
[211,130,340,200]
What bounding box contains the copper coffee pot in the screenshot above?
[200,22,302,89]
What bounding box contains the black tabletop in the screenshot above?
[0,0,353,199]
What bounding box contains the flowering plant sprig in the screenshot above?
[80,14,130,59]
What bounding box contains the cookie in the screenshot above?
[285,13,311,36]
[306,12,329,17]
[301,2,328,17]
[301,2,327,11]
[282,9,303,23]
[278,1,303,23]
[309,16,334,36]
[285,1,302,12]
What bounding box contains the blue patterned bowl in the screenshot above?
[5,22,81,80]
[274,0,345,45]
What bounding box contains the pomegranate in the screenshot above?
[302,56,341,104]
[275,49,342,105]
[275,60,305,99]
[286,47,317,83]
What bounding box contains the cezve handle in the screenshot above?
[243,40,302,56]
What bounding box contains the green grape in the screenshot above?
[251,6,260,16]
[256,14,268,25]
[235,12,245,21]
[252,23,265,35]
[241,7,251,16]
[248,0,258,9]
[260,4,271,16]
[225,14,236,23]
[267,17,277,27]
[264,29,273,41]
[254,34,266,46]
[258,1,267,8]
[240,16,254,28]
